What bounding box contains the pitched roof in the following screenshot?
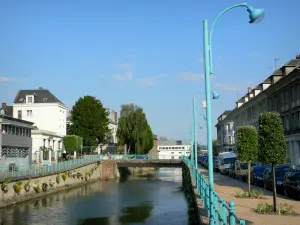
[13,89,65,105]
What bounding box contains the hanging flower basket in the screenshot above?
[24,182,31,193]
[1,183,8,193]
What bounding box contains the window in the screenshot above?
[18,110,22,119]
[27,110,32,116]
[26,95,34,103]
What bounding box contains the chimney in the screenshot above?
[2,103,7,110]
[38,87,43,90]
[296,54,300,59]
[248,87,253,94]
[114,111,118,123]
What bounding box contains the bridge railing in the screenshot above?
[111,154,159,160]
[183,156,245,225]
[0,155,102,180]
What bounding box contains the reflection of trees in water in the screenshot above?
[118,203,153,223]
[77,217,110,225]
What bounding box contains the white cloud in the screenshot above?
[0,77,24,84]
[178,72,204,81]
[119,63,132,71]
[113,72,133,81]
[137,74,168,86]
[248,52,260,57]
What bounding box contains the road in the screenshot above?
[198,166,300,225]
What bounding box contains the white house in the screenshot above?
[12,88,67,164]
[157,140,190,159]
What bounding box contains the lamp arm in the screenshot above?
[208,3,249,74]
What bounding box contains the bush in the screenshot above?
[24,181,31,193]
[49,179,55,187]
[255,202,296,215]
[33,183,40,193]
[235,188,264,199]
[13,181,23,194]
[42,182,48,192]
[56,174,61,184]
[1,179,8,193]
[62,173,68,182]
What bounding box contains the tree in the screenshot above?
[258,112,286,212]
[63,135,83,155]
[68,96,109,147]
[212,139,218,156]
[159,136,168,141]
[117,104,153,154]
[236,125,258,197]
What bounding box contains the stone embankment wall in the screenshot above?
[0,160,120,208]
[182,162,200,224]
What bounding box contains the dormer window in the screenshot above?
[26,95,34,103]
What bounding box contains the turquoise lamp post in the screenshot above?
[203,3,264,224]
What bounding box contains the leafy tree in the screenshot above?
[236,125,258,197]
[117,104,153,154]
[63,135,83,155]
[159,136,168,141]
[258,112,286,212]
[212,139,218,156]
[68,96,109,147]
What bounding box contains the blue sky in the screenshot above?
[0,0,299,144]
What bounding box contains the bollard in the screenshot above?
[229,201,236,225]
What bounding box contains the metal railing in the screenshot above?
[0,155,102,180]
[184,156,246,225]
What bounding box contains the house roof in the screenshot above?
[0,114,34,125]
[222,110,232,116]
[13,88,65,105]
[0,106,13,117]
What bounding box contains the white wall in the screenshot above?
[31,133,63,164]
[158,145,190,159]
[108,122,117,144]
[13,103,67,136]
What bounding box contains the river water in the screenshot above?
[0,168,197,225]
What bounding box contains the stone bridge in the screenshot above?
[115,159,183,168]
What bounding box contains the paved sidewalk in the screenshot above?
[198,167,300,225]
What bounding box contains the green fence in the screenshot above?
[184,156,246,225]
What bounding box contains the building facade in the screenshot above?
[219,55,300,165]
[157,140,190,159]
[105,110,118,153]
[12,88,68,164]
[215,111,235,153]
[0,114,34,169]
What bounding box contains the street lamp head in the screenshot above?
[212,91,220,100]
[247,6,265,24]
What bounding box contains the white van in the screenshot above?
[218,152,237,175]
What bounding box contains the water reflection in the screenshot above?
[0,168,193,225]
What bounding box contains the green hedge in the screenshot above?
[63,135,83,154]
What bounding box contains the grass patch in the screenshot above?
[255,202,298,216]
[235,188,264,199]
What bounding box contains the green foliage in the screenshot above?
[62,173,68,182]
[255,202,296,215]
[117,104,154,154]
[13,181,23,194]
[62,135,83,154]
[258,112,286,165]
[236,126,258,162]
[56,174,61,184]
[235,188,264,199]
[212,139,218,156]
[68,96,109,147]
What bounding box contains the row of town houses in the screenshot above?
[0,87,118,169]
[216,54,300,165]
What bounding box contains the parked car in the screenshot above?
[235,161,257,182]
[218,152,237,175]
[263,164,293,192]
[250,165,269,187]
[228,162,236,178]
[283,171,300,199]
[213,158,219,172]
[203,158,208,168]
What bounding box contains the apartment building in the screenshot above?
[215,110,235,153]
[0,114,34,169]
[218,55,300,165]
[157,140,190,159]
[12,88,68,164]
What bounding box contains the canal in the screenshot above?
[0,168,197,225]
